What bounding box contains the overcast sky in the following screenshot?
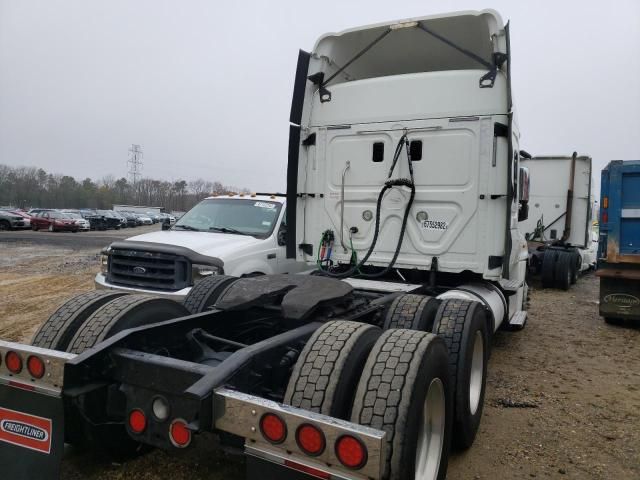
[0,0,638,193]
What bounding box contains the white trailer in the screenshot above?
[520,153,597,289]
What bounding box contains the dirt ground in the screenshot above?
[0,235,638,480]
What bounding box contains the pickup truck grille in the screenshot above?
[108,249,190,291]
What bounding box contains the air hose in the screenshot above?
[318,134,416,279]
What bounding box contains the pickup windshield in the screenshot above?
[174,198,282,238]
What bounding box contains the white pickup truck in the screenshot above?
[95,194,306,299]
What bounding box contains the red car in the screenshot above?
[31,211,79,232]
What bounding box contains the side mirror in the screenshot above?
[518,166,530,222]
[162,218,171,231]
[277,225,287,246]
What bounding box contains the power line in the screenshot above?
[127,144,143,184]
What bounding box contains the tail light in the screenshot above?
[27,355,45,379]
[128,409,147,434]
[259,413,287,444]
[296,424,326,456]
[5,351,23,374]
[169,419,192,447]
[335,435,367,470]
[602,211,608,223]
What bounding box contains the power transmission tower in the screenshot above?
[128,144,143,184]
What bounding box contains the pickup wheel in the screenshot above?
[183,275,238,314]
[31,290,128,351]
[383,294,440,331]
[351,329,452,480]
[541,250,558,288]
[432,299,489,450]
[284,320,380,419]
[554,251,573,291]
[67,295,189,354]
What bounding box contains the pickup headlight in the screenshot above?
[100,254,109,274]
[192,263,222,280]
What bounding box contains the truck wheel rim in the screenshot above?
[415,378,445,480]
[469,331,484,416]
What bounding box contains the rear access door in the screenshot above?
[313,116,502,274]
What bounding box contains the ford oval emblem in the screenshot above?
[133,266,147,274]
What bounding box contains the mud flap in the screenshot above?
[0,384,65,480]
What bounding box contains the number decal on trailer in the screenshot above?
[0,407,52,454]
[421,220,448,231]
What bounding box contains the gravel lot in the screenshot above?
[0,230,638,480]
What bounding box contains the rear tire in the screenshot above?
[554,251,572,291]
[67,295,189,354]
[63,295,189,456]
[383,294,440,331]
[284,320,380,419]
[31,290,128,351]
[570,252,581,284]
[541,250,557,288]
[432,299,489,450]
[351,329,452,480]
[182,275,238,314]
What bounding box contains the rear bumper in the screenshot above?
[94,273,192,300]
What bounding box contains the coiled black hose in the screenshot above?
[318,134,415,279]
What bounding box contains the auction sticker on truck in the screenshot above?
[421,220,448,231]
[0,407,52,454]
[254,202,276,209]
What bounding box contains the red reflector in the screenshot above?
[602,211,608,223]
[283,460,330,479]
[259,413,287,444]
[8,381,35,391]
[296,423,326,456]
[128,409,147,434]
[335,435,367,469]
[27,355,45,379]
[169,419,192,447]
[5,351,23,374]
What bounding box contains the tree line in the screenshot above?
[0,164,249,212]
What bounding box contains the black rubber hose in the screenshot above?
[316,135,415,279]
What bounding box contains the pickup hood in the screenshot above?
[121,230,265,260]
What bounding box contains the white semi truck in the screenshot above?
[0,10,529,480]
[521,153,597,290]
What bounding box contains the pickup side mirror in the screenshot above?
[162,218,171,231]
[277,225,287,246]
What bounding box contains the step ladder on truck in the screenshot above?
[0,10,530,480]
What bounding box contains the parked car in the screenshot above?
[26,208,54,216]
[61,211,91,231]
[96,210,124,229]
[120,211,139,228]
[79,209,108,230]
[134,213,154,225]
[1,209,32,229]
[31,211,79,232]
[0,210,28,230]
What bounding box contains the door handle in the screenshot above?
[267,253,276,260]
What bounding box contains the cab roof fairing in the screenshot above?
[307,9,507,89]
